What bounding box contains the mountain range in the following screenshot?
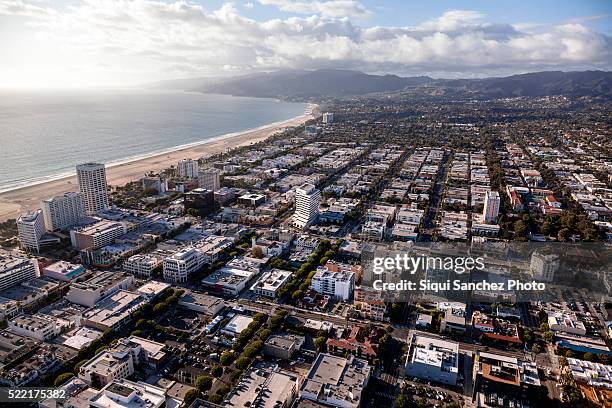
[149,69,612,99]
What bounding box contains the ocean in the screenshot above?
[0,89,307,193]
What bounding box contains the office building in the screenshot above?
[292,183,320,230]
[42,192,86,231]
[264,334,305,360]
[162,247,203,283]
[76,163,109,215]
[405,334,459,385]
[178,159,199,179]
[184,188,215,216]
[122,254,163,278]
[198,168,220,191]
[82,290,144,331]
[17,210,46,252]
[250,269,293,298]
[300,353,371,408]
[8,314,67,342]
[311,268,355,301]
[70,220,125,250]
[483,191,500,223]
[0,252,39,292]
[66,271,134,307]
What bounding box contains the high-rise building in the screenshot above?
[322,112,334,124]
[17,210,46,252]
[198,168,221,191]
[483,191,500,223]
[530,252,560,282]
[77,163,109,215]
[292,183,320,229]
[178,159,199,179]
[142,172,167,194]
[42,192,86,231]
[0,251,39,292]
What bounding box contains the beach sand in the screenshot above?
[0,113,312,222]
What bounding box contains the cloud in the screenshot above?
[0,0,52,17]
[1,1,611,87]
[258,0,370,18]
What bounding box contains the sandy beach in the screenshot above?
[0,113,313,222]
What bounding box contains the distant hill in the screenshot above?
[150,69,612,99]
[195,69,432,98]
[438,71,612,98]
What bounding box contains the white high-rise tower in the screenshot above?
[17,210,46,252]
[292,183,320,230]
[483,191,500,223]
[76,163,109,215]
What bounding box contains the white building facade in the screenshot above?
[292,183,320,230]
[17,210,46,252]
[178,159,199,179]
[42,192,86,231]
[77,163,109,215]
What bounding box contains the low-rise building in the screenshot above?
[405,334,459,386]
[300,353,371,408]
[178,290,224,316]
[250,269,293,298]
[224,362,298,408]
[42,260,86,282]
[264,334,305,360]
[8,313,70,341]
[89,379,170,408]
[0,252,39,292]
[82,290,144,331]
[66,271,134,307]
[221,314,253,337]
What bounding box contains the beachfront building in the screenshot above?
[198,168,221,191]
[178,159,199,179]
[42,192,86,231]
[76,163,109,215]
[292,183,320,230]
[17,210,46,253]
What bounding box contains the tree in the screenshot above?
[251,246,264,259]
[543,331,554,343]
[211,365,223,376]
[229,369,244,383]
[183,389,200,405]
[54,373,73,387]
[195,375,212,392]
[235,356,251,370]
[583,352,594,361]
[153,303,167,313]
[314,336,327,351]
[74,359,89,374]
[565,350,575,358]
[540,323,549,332]
[208,394,223,404]
[220,351,235,366]
[532,344,542,354]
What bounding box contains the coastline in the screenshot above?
[0,111,314,222]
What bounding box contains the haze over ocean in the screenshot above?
[0,89,306,192]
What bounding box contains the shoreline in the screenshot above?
[0,110,314,222]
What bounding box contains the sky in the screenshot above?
[0,0,611,88]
